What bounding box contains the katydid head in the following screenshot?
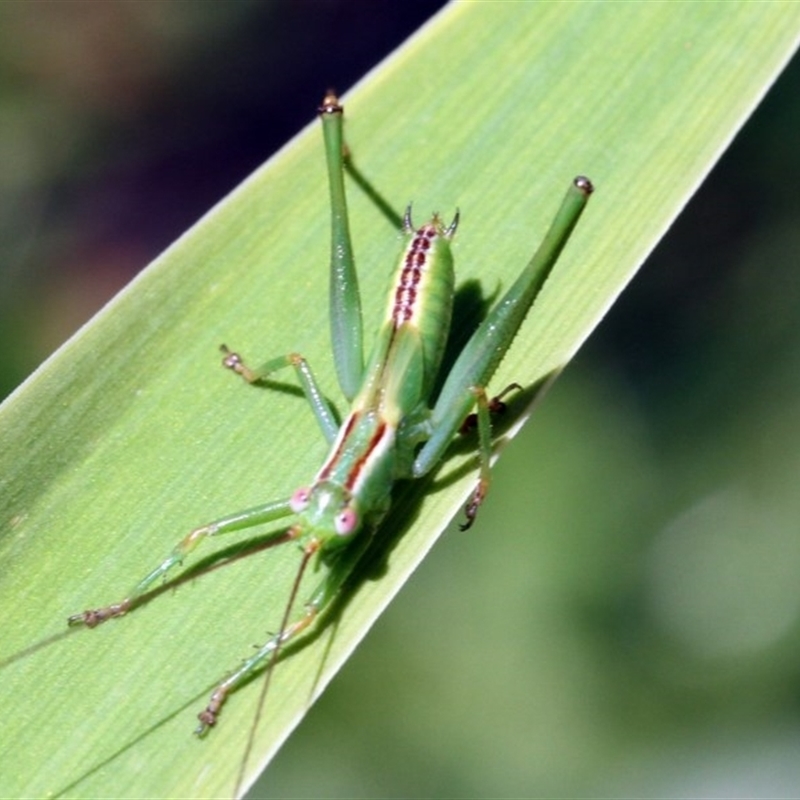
[290,482,361,543]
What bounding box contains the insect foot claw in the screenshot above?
[220,345,242,370]
[196,687,227,736]
[459,503,478,532]
[67,610,95,627]
[460,480,488,531]
[194,712,214,737]
[68,600,131,628]
[220,345,259,383]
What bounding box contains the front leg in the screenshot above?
[221,346,339,444]
[68,497,296,628]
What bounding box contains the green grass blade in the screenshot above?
[1,4,798,798]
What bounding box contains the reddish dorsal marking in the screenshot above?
[314,413,390,495]
[392,225,437,325]
[316,413,357,482]
[345,420,388,492]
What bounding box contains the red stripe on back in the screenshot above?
[391,225,437,326]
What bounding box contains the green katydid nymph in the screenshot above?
[69,91,592,790]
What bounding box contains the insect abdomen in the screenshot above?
[387,218,455,394]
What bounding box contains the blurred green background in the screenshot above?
[2,3,800,797]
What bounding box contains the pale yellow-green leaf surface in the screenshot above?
[1,3,798,798]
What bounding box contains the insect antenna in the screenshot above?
[233,531,320,798]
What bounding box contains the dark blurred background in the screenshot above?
[3,3,800,797]
[0,0,448,398]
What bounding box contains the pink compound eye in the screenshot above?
[290,487,311,513]
[334,507,358,536]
